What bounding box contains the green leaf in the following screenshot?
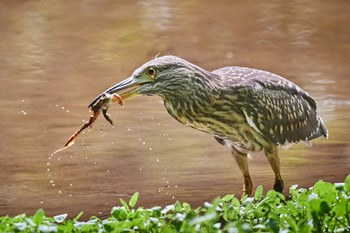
[174,201,183,212]
[266,218,279,233]
[333,200,347,217]
[32,209,45,225]
[309,199,330,218]
[73,211,84,221]
[222,194,234,202]
[312,180,336,198]
[119,198,130,212]
[111,206,127,220]
[344,174,350,194]
[223,207,239,221]
[254,185,264,201]
[129,192,139,208]
[284,217,298,232]
[182,202,192,213]
[231,196,241,207]
[286,202,299,216]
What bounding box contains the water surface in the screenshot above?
[0,1,349,218]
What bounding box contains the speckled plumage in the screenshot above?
[90,55,328,196]
[133,56,327,152]
[213,66,328,147]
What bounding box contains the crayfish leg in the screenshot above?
[102,108,114,126]
[111,94,124,106]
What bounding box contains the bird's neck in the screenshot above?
[162,84,218,130]
[158,69,222,128]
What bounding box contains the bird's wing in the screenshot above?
[213,67,327,146]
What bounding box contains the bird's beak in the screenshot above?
[88,76,147,108]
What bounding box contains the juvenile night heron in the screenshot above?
[89,55,328,196]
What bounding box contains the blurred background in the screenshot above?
[0,0,349,218]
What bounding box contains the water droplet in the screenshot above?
[142,141,146,145]
[21,110,27,115]
[47,168,50,172]
[226,51,234,59]
[107,170,110,173]
[149,147,152,151]
[58,190,62,194]
[50,180,54,183]
[69,183,73,187]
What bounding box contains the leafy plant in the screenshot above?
[0,175,349,232]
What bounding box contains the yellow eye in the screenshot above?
[146,67,157,78]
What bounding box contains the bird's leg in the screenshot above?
[264,145,284,193]
[231,147,253,197]
[213,137,253,197]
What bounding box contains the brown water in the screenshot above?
[0,1,349,219]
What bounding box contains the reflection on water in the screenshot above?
[0,1,349,218]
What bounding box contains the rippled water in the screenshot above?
[0,1,349,218]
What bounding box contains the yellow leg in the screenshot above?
[214,137,253,197]
[231,147,253,197]
[265,145,284,192]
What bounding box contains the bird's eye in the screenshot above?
[146,67,157,78]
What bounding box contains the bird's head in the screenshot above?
[89,55,215,108]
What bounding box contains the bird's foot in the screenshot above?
[273,179,284,193]
[242,175,253,198]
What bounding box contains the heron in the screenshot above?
[89,55,328,196]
